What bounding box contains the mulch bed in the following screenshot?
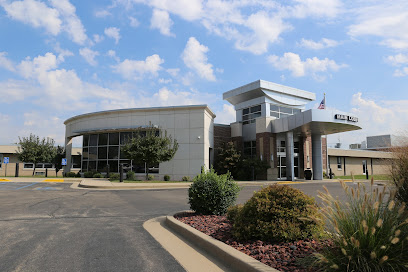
[175,213,331,272]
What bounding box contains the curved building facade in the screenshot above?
[64,105,215,180]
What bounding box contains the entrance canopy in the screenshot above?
[270,109,361,135]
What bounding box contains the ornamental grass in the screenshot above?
[312,178,408,271]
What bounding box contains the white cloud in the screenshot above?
[93,34,104,43]
[385,54,408,77]
[181,37,216,81]
[348,1,408,50]
[287,0,343,19]
[138,86,216,107]
[0,79,39,102]
[54,43,74,62]
[166,68,180,77]
[268,52,347,80]
[49,0,88,45]
[140,0,203,21]
[393,68,408,77]
[107,50,120,62]
[214,104,235,124]
[17,52,59,79]
[0,52,15,72]
[112,54,164,80]
[79,48,99,66]
[94,9,111,18]
[1,0,62,35]
[158,78,172,84]
[150,8,174,36]
[1,0,88,45]
[299,38,339,50]
[104,27,121,44]
[129,16,140,27]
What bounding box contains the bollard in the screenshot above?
[107,164,110,179]
[119,164,123,183]
[15,163,19,177]
[46,168,48,177]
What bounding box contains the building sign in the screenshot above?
[3,157,9,164]
[62,158,67,166]
[335,114,358,123]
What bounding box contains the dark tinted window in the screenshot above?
[120,132,132,145]
[251,105,261,113]
[108,146,119,159]
[109,133,119,145]
[98,147,107,159]
[280,107,292,114]
[83,135,89,147]
[98,133,108,146]
[89,147,97,160]
[89,134,98,146]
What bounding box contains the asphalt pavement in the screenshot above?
[0,178,385,271]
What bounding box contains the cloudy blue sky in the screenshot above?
[0,0,408,147]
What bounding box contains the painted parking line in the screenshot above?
[14,182,39,190]
[35,187,61,191]
[0,178,11,181]
[42,179,64,182]
[276,181,305,185]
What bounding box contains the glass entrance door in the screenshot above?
[278,155,299,179]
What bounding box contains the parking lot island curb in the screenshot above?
[165,212,279,272]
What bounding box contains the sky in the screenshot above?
[0,0,408,148]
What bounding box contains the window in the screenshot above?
[270,104,301,119]
[244,141,256,157]
[337,157,342,170]
[24,163,54,169]
[242,105,262,125]
[278,141,286,153]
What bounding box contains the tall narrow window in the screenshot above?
[337,157,342,170]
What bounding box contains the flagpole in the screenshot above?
[324,92,329,179]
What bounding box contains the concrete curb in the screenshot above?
[77,182,192,190]
[165,212,279,272]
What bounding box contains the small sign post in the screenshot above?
[3,157,9,177]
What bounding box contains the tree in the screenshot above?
[121,126,179,180]
[214,141,241,178]
[16,134,57,176]
[53,145,65,177]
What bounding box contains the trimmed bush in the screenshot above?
[313,180,408,271]
[108,173,120,181]
[65,172,76,177]
[164,174,170,181]
[188,168,240,215]
[75,172,81,178]
[182,176,190,182]
[229,184,324,242]
[93,173,102,178]
[84,171,95,178]
[147,174,154,180]
[126,171,135,181]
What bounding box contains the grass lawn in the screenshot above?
[333,174,390,180]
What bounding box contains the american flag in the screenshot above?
[318,95,326,109]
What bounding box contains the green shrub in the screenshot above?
[126,171,135,180]
[75,172,81,178]
[182,176,190,182]
[65,172,76,177]
[226,204,243,223]
[108,173,120,181]
[93,173,102,178]
[84,171,95,178]
[147,174,154,180]
[188,168,240,215]
[164,174,170,181]
[230,185,324,242]
[312,180,408,271]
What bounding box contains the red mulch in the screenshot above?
[175,213,331,272]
